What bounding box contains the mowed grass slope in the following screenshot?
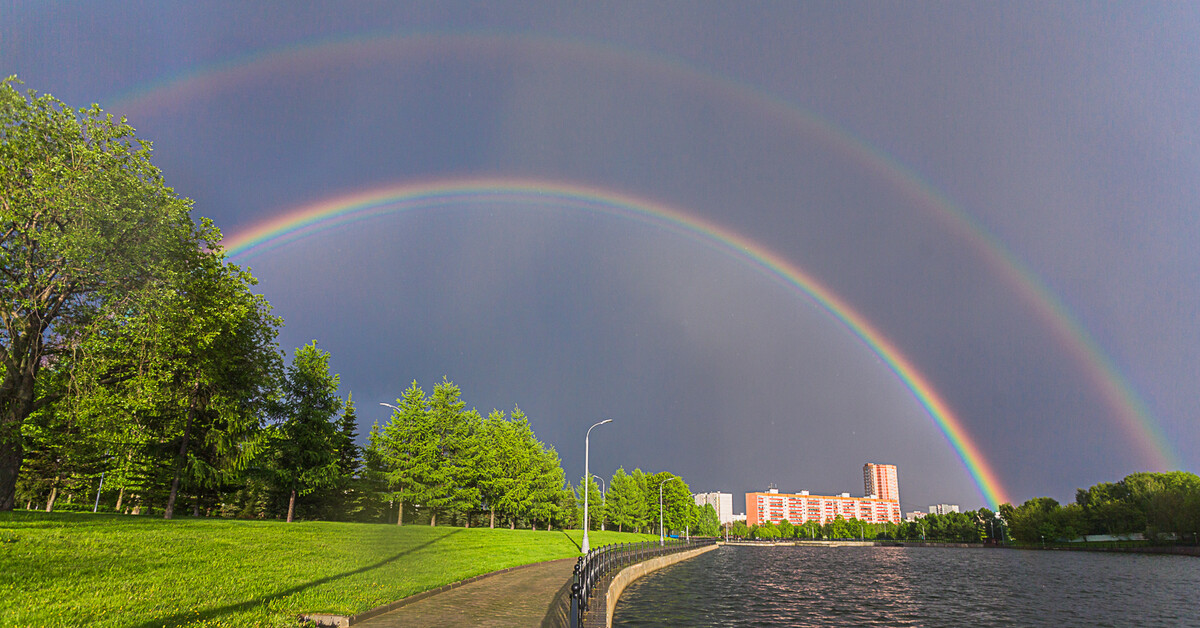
[0,512,657,627]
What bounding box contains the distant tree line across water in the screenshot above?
[999,471,1200,544]
[733,510,996,543]
[1,80,717,533]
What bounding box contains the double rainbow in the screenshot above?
[222,177,1011,508]
[109,31,1180,505]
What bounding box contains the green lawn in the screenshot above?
[0,512,657,627]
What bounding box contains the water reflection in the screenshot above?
[612,545,1200,627]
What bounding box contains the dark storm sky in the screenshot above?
[6,3,1198,512]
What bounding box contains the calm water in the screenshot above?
[612,545,1200,627]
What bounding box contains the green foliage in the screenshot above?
[373,382,572,530]
[606,467,645,532]
[0,77,211,510]
[267,342,342,521]
[1000,471,1200,543]
[695,503,720,536]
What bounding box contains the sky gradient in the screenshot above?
[6,3,1198,512]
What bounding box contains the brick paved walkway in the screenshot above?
[352,557,576,628]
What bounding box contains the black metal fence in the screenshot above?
[548,537,715,628]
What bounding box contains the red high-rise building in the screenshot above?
[863,463,899,501]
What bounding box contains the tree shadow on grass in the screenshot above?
[130,528,464,628]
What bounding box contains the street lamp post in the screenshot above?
[582,418,613,554]
[380,402,405,525]
[659,476,681,546]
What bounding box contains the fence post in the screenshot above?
[570,558,581,628]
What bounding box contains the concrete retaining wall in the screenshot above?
[604,543,719,628]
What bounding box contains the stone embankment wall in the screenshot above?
[604,543,720,627]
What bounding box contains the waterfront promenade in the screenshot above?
[349,557,575,627]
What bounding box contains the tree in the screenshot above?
[495,411,538,529]
[606,467,642,532]
[528,445,567,530]
[630,469,652,533]
[412,379,477,526]
[476,409,510,529]
[1,78,205,510]
[754,521,779,540]
[269,342,342,522]
[696,503,720,537]
[306,392,364,521]
[378,382,428,525]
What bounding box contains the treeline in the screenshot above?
[366,380,573,529]
[575,468,721,537]
[368,393,720,534]
[999,471,1200,543]
[732,509,1001,543]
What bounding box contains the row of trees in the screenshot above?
[367,380,575,529]
[1000,471,1200,543]
[576,468,721,537]
[731,509,1001,543]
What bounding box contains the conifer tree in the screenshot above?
[269,342,342,523]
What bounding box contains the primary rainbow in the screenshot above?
[223,177,1011,508]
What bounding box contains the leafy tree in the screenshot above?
[729,520,749,538]
[1,78,206,510]
[268,342,342,522]
[754,521,779,539]
[696,503,720,537]
[609,467,648,533]
[778,519,795,539]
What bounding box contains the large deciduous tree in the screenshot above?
[0,78,204,510]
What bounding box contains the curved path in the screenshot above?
[352,557,576,627]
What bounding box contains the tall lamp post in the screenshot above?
[659,476,681,546]
[380,402,404,525]
[582,418,613,554]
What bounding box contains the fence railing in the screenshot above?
[549,537,715,628]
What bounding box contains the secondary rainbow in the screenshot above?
[223,177,1010,508]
